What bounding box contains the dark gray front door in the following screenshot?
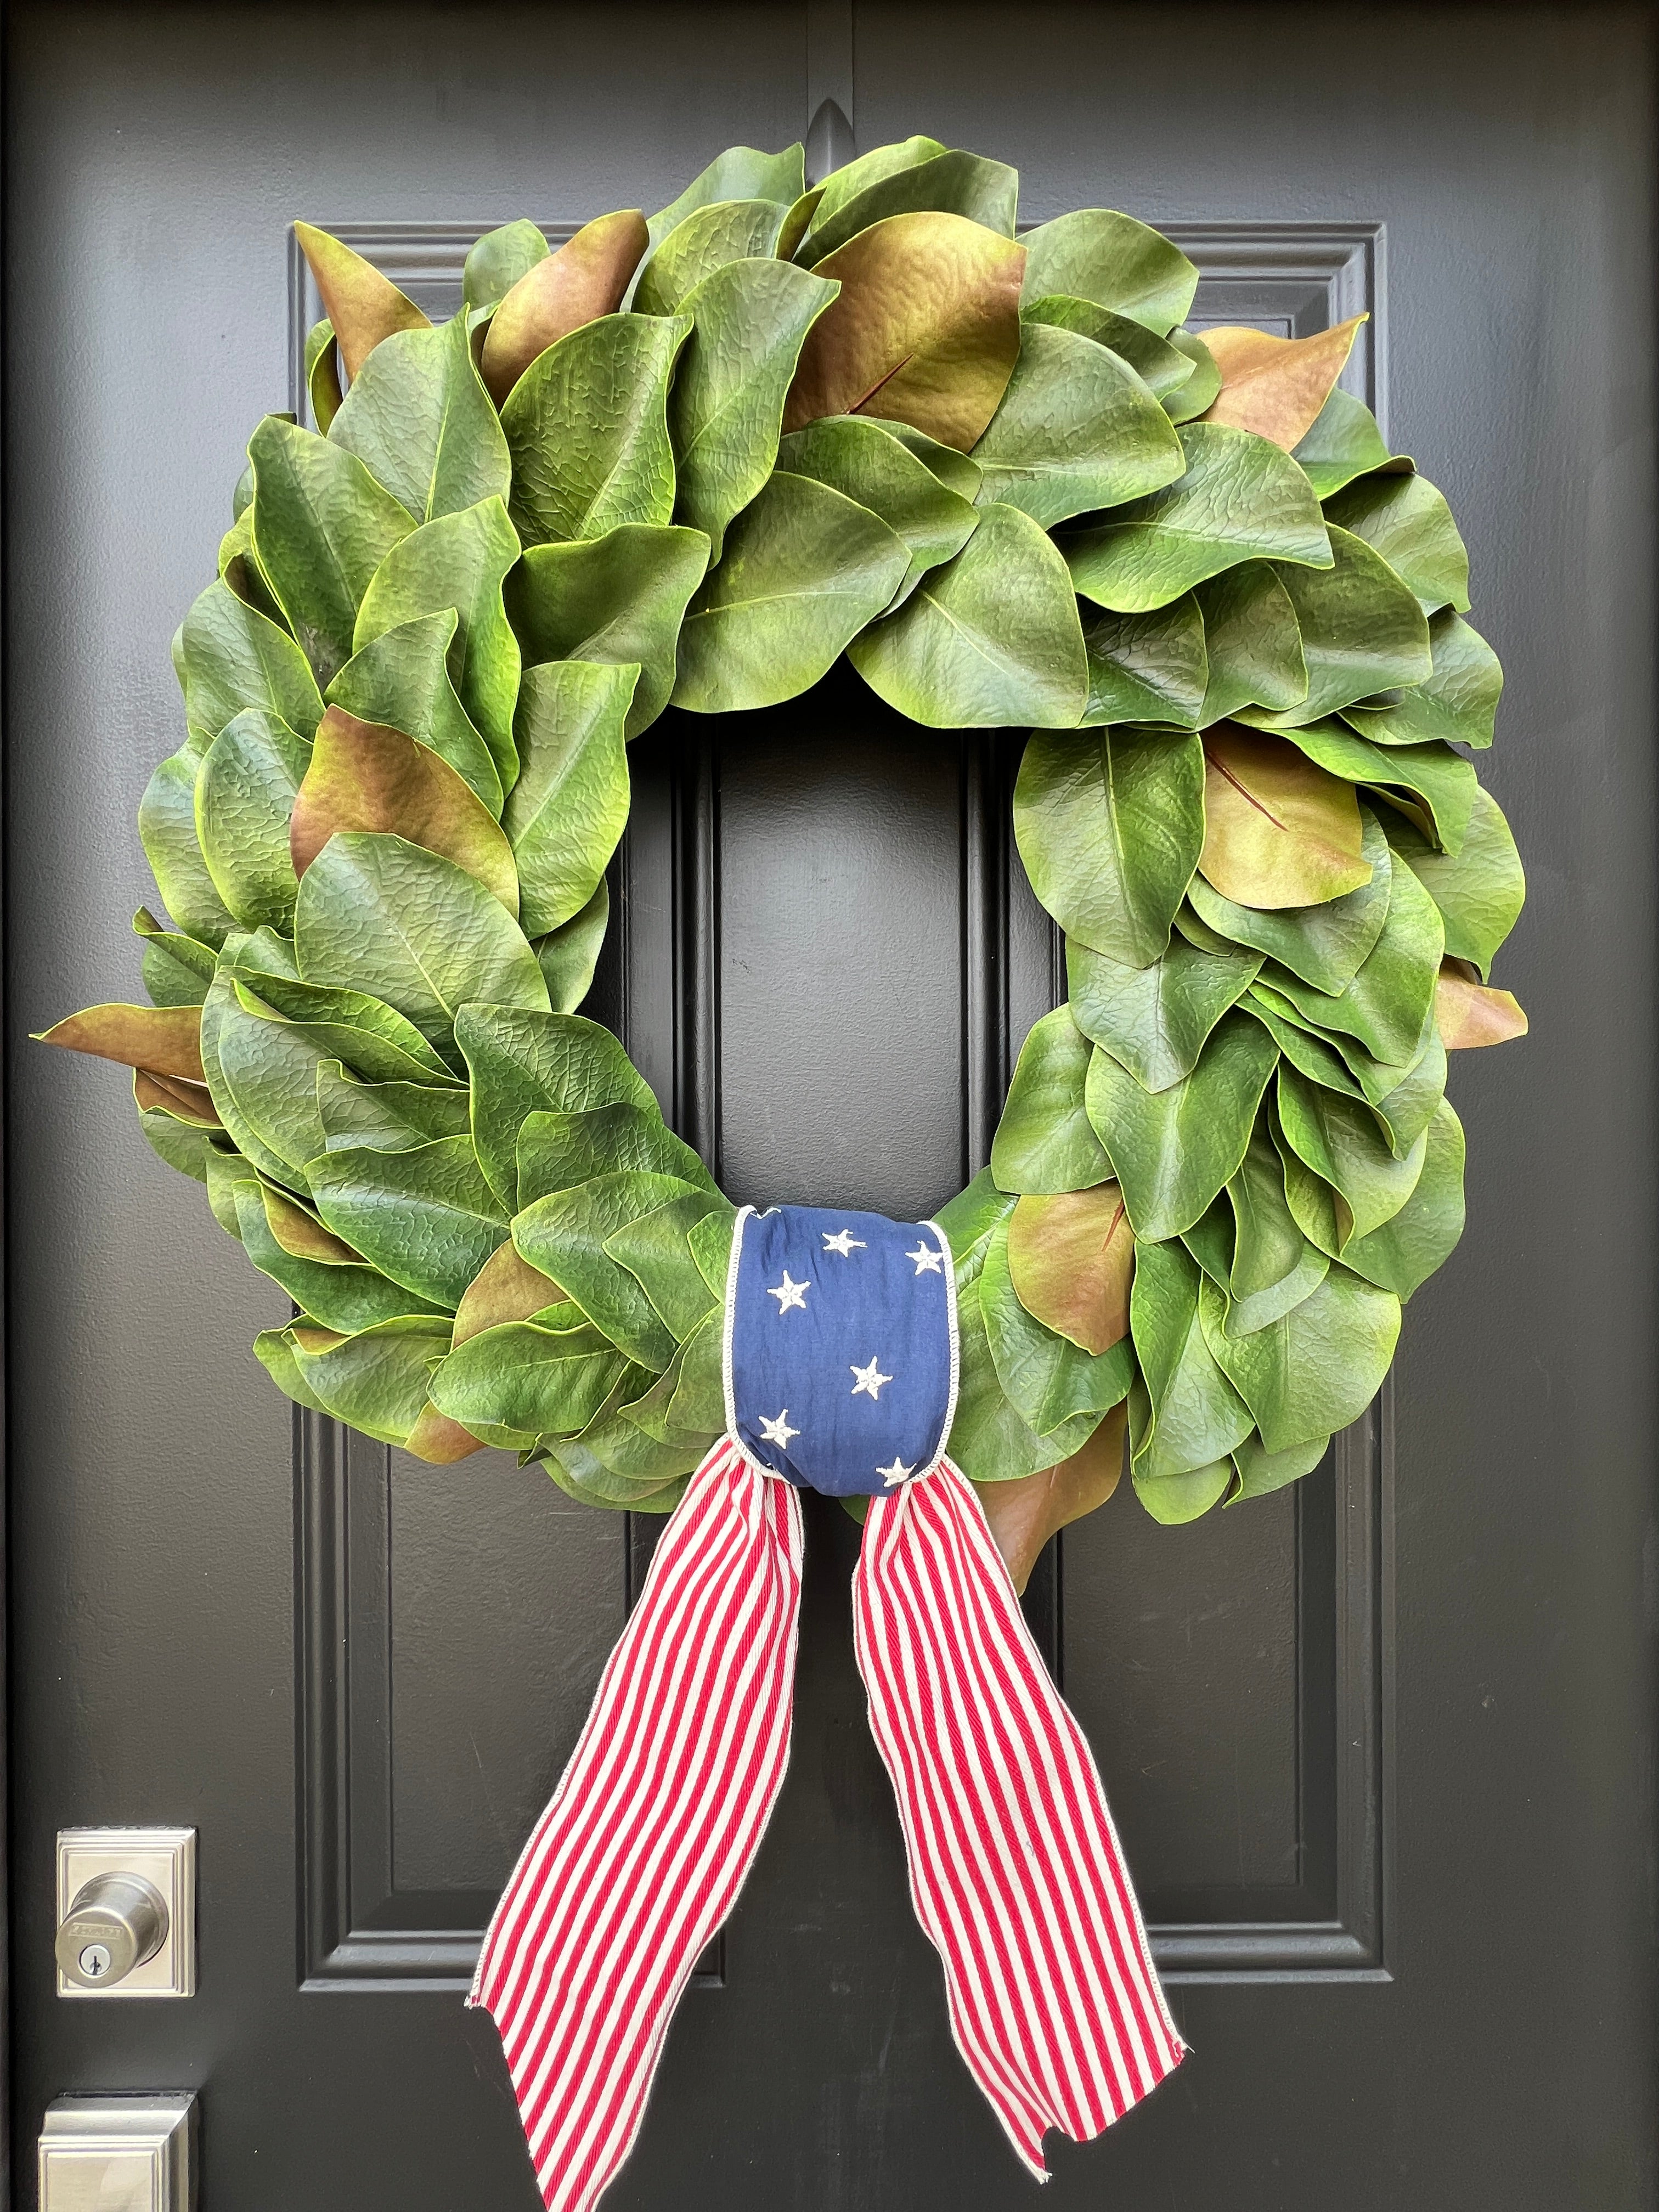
[10,8,1657,2208]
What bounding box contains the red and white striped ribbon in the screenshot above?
[471,1441,1182,2211]
[853,1456,1187,2175]
[469,1439,803,2212]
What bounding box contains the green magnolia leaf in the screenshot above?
[1162,333,1223,424]
[1339,1098,1465,1299]
[514,1170,698,1367]
[230,1173,447,1334]
[1132,1454,1234,1523]
[352,495,522,795]
[946,1278,1072,1483]
[248,416,415,686]
[674,471,907,712]
[329,312,511,524]
[1068,932,1260,1092]
[141,1109,216,1183]
[304,317,343,435]
[1127,1238,1252,1480]
[1013,726,1204,963]
[618,1348,715,1451]
[1385,786,1524,979]
[970,321,1184,527]
[294,833,548,1046]
[605,1190,728,1340]
[177,575,325,745]
[783,212,1026,452]
[289,1317,456,1448]
[1264,851,1444,1065]
[199,972,327,1188]
[935,1167,1019,1290]
[989,1006,1114,1194]
[1187,803,1392,993]
[1290,386,1392,499]
[508,524,710,738]
[799,147,1018,268]
[195,708,310,931]
[1263,718,1477,855]
[636,199,789,314]
[1370,1025,1447,1160]
[253,1325,330,1413]
[1194,562,1308,723]
[1018,210,1199,337]
[308,1137,506,1306]
[776,415,979,606]
[1080,596,1208,727]
[134,909,216,1008]
[139,749,238,948]
[687,1206,737,1302]
[669,257,838,560]
[516,1100,713,1209]
[1343,611,1502,751]
[982,1220,1131,1434]
[1322,470,1470,614]
[327,610,504,814]
[507,662,636,936]
[1223,1131,1331,1330]
[314,1059,470,1152]
[667,1308,726,1432]
[1086,1012,1279,1239]
[431,1319,628,1446]
[1198,1263,1400,1454]
[533,881,610,1014]
[1021,294,1199,405]
[1262,525,1431,724]
[1276,1062,1427,1244]
[462,219,550,316]
[882,422,985,500]
[1064,424,1331,612]
[851,500,1086,727]
[218,962,458,1084]
[648,143,805,246]
[456,1006,653,1210]
[501,313,691,547]
[1230,1429,1331,1502]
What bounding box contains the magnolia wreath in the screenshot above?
[43,133,1527,2202]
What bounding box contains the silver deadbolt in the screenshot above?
[55,1872,170,1989]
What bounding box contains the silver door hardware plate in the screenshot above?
[56,1828,195,1998]
[38,2094,196,2210]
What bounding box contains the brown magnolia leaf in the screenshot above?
[1201,315,1367,452]
[1199,724,1371,909]
[782,210,1025,451]
[294,223,430,382]
[1436,958,1528,1049]
[479,210,650,405]
[290,706,520,915]
[38,1002,205,1085]
[261,1184,362,1265]
[975,1402,1127,1595]
[133,1069,221,1126]
[453,1239,567,1346]
[405,1401,487,1463]
[290,1324,346,1355]
[1007,1185,1133,1354]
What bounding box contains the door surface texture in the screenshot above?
[9,7,1657,2209]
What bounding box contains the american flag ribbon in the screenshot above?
[470,1207,1183,2211]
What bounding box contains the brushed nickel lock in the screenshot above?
[55,1829,195,1998]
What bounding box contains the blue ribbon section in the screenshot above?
[726,1204,956,1499]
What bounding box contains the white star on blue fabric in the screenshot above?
[821,1228,867,1257]
[907,1242,946,1276]
[758,1409,799,1449]
[877,1457,915,1488]
[768,1271,809,1314]
[850,1356,893,1401]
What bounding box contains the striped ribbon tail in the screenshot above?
[853,1455,1187,2177]
[469,1439,804,2212]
